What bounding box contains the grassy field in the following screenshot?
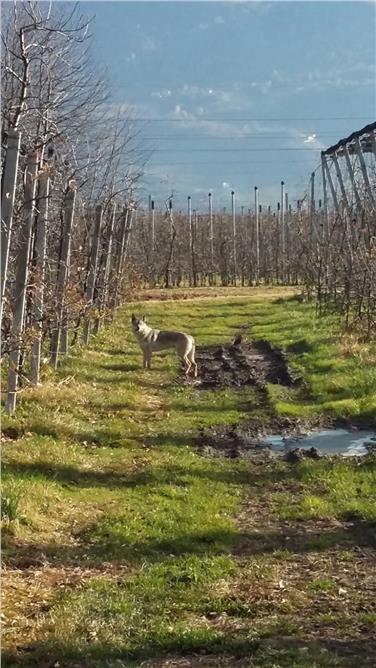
[2,287,376,667]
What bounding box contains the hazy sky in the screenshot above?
[86,1,375,210]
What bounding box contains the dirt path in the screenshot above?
[3,295,375,668]
[190,336,302,390]
[183,336,315,459]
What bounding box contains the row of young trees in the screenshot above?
[126,125,376,337]
[128,195,319,289]
[1,1,147,413]
[1,3,375,416]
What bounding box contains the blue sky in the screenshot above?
[86,1,375,210]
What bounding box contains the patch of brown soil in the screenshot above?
[188,338,302,391]
[2,563,132,652]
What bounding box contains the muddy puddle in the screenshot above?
[198,425,376,460]
[264,429,376,457]
[187,337,375,461]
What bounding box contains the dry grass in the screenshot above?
[339,333,376,365]
[127,285,299,303]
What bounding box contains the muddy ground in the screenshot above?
[190,335,303,391]
[183,336,372,460]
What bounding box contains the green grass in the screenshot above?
[2,288,376,667]
[273,457,376,522]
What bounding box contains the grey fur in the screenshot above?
[131,314,197,376]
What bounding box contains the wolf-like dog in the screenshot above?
[131,314,198,377]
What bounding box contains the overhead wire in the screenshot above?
[126,116,372,122]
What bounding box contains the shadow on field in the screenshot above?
[0,637,260,667]
[234,521,376,555]
[2,460,159,489]
[285,339,315,354]
[3,631,376,667]
[12,422,128,447]
[5,518,375,573]
[3,458,375,570]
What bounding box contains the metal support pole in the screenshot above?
[110,206,129,312]
[6,152,38,414]
[30,172,50,384]
[50,189,77,369]
[254,186,260,284]
[343,145,363,212]
[354,137,375,207]
[323,155,340,215]
[188,195,193,284]
[93,203,118,336]
[370,130,376,162]
[332,152,350,214]
[208,192,214,284]
[280,181,285,283]
[1,129,21,323]
[321,154,329,243]
[310,171,316,242]
[83,204,103,346]
[151,200,155,253]
[231,190,237,284]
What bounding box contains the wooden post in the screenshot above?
[1,129,21,323]
[83,204,103,345]
[30,172,50,384]
[6,151,38,414]
[50,188,76,369]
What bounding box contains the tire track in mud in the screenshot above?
[193,336,301,391]
[184,335,306,459]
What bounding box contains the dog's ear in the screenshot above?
[131,313,136,322]
[142,314,147,323]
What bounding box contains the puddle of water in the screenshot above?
[263,428,376,457]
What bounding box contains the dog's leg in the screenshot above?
[184,355,191,375]
[142,351,147,369]
[147,350,152,369]
[187,347,198,377]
